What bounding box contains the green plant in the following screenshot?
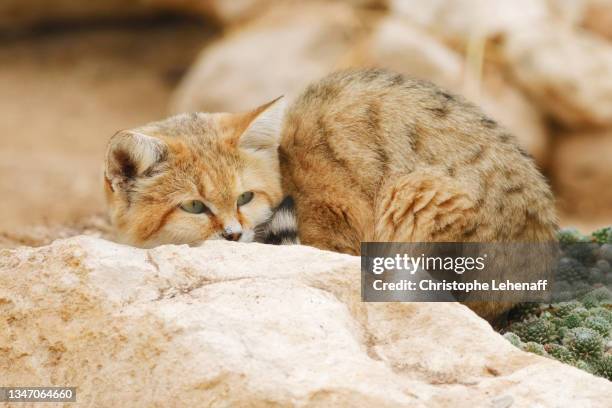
[561,307,589,329]
[555,257,588,284]
[558,228,585,246]
[503,332,522,348]
[512,317,557,343]
[544,344,575,364]
[502,226,612,381]
[563,327,604,361]
[592,227,612,245]
[588,307,612,324]
[584,316,611,337]
[594,355,612,381]
[582,287,612,307]
[572,360,596,374]
[522,342,547,356]
[553,301,581,317]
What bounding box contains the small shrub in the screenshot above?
[501,226,612,381]
[563,327,604,361]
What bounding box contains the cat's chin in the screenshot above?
[238,230,255,243]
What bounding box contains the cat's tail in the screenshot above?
[255,196,300,245]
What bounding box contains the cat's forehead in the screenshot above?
[137,112,228,143]
[153,142,239,204]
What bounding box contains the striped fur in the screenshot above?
[255,196,300,245]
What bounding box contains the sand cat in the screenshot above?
[104,69,556,319]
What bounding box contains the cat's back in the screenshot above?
[281,69,502,186]
[282,68,510,170]
[279,69,557,244]
[280,69,430,200]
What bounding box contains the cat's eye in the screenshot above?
[179,200,208,214]
[237,191,254,207]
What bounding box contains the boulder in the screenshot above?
[552,130,612,218]
[502,24,612,128]
[388,0,553,47]
[1,236,610,406]
[346,16,464,89]
[581,0,612,39]
[171,1,369,113]
[386,0,612,129]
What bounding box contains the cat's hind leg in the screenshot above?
[373,170,476,242]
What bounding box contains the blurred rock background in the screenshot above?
[1,0,611,246]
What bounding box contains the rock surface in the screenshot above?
[552,130,612,218]
[388,0,554,47]
[581,0,612,39]
[502,24,612,128]
[171,1,369,113]
[1,236,610,406]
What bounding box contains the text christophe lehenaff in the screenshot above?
[362,242,554,302]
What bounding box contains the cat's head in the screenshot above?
[104,97,286,248]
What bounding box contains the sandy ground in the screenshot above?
[0,19,606,248]
[0,19,213,245]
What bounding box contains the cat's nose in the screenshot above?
[222,231,242,241]
[222,220,242,241]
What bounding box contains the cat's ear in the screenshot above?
[234,96,286,153]
[104,130,167,192]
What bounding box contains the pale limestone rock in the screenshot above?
[581,0,612,39]
[347,16,464,89]
[552,130,612,218]
[502,24,612,128]
[170,2,369,113]
[1,236,610,406]
[388,0,552,46]
[386,0,611,130]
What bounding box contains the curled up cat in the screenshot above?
[104,69,557,321]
